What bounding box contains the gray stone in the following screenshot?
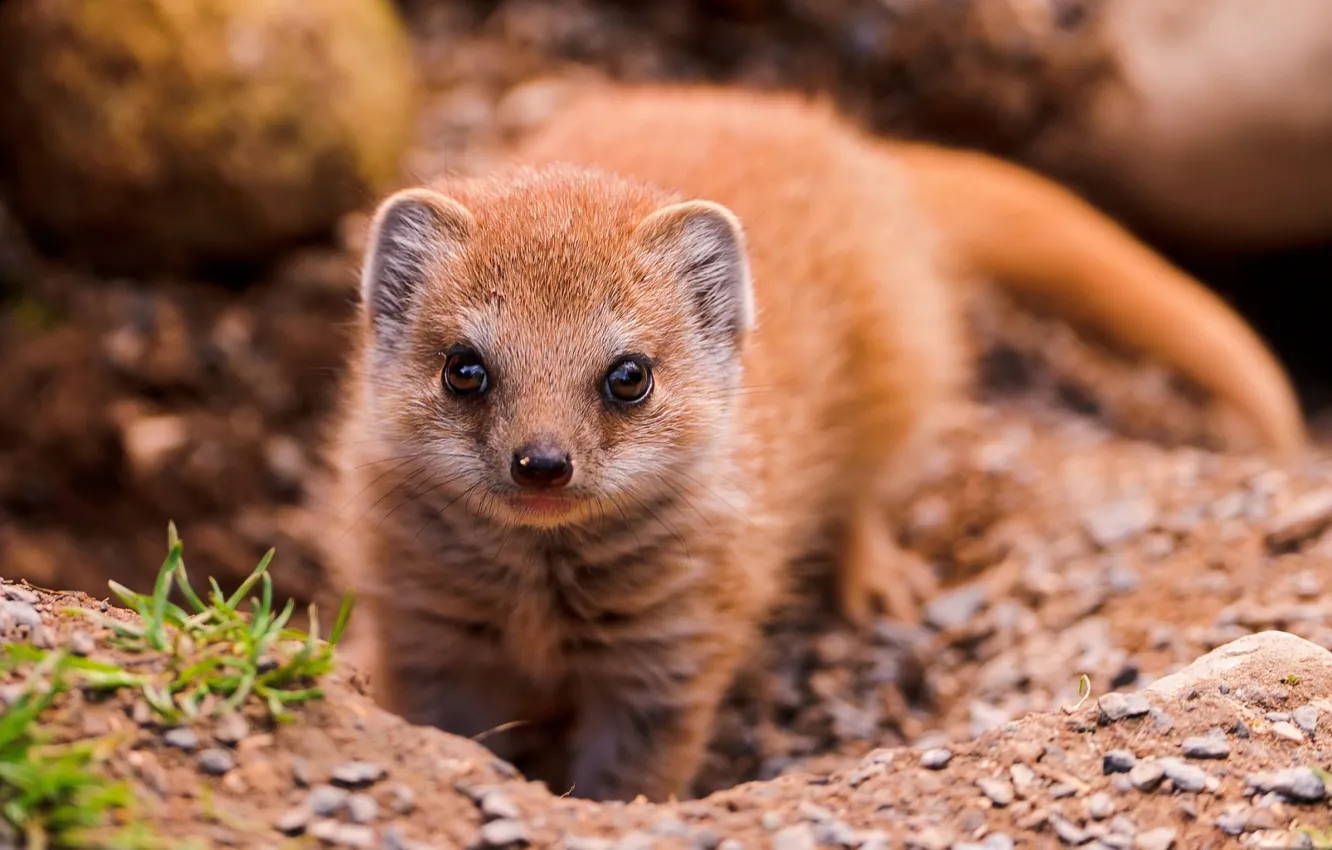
[1103,750,1136,774]
[275,807,310,836]
[1050,816,1090,845]
[1248,767,1329,803]
[919,748,952,770]
[1293,705,1320,736]
[213,712,249,747]
[1159,758,1208,793]
[1086,792,1115,820]
[163,726,199,752]
[309,786,350,817]
[1129,761,1165,792]
[480,819,529,847]
[976,777,1014,807]
[923,584,988,631]
[1084,497,1157,547]
[481,790,520,821]
[772,825,817,850]
[331,761,387,789]
[1133,828,1176,850]
[1181,729,1230,759]
[309,819,375,848]
[196,748,234,776]
[346,793,378,825]
[1098,692,1152,723]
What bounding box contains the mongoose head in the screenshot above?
[355,165,755,529]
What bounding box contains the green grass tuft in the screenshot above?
[0,524,355,847]
[85,522,355,724]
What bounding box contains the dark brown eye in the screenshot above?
[442,346,489,397]
[603,355,653,405]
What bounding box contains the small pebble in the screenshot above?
[308,819,374,848]
[309,785,350,817]
[387,784,416,815]
[479,818,529,847]
[3,586,38,605]
[1050,816,1088,845]
[649,818,688,837]
[1098,693,1151,723]
[796,802,833,823]
[1181,729,1230,759]
[197,748,235,776]
[1248,767,1329,803]
[1215,807,1249,836]
[1110,816,1137,837]
[1129,761,1166,792]
[1084,496,1156,547]
[615,832,654,850]
[717,841,744,850]
[481,790,520,821]
[1103,750,1136,774]
[275,807,310,836]
[163,727,200,752]
[920,748,952,770]
[213,712,249,746]
[331,761,387,789]
[923,584,988,631]
[772,825,816,850]
[1133,827,1177,850]
[761,812,783,831]
[1049,782,1077,799]
[1270,721,1305,742]
[67,632,95,657]
[565,837,614,850]
[346,793,378,825]
[977,777,1015,807]
[1086,792,1115,820]
[692,828,721,850]
[1160,758,1208,793]
[1293,705,1319,736]
[291,758,312,788]
[1149,709,1176,734]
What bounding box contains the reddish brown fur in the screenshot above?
[321,85,1302,802]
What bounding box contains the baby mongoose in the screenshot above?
[324,85,1304,802]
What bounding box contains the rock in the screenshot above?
[920,748,953,770]
[308,819,375,848]
[163,727,199,752]
[0,599,41,630]
[1293,705,1320,736]
[1129,761,1166,792]
[1270,721,1306,742]
[1215,806,1249,836]
[1098,692,1152,722]
[771,826,816,850]
[196,748,235,776]
[275,807,311,836]
[346,793,378,825]
[1086,792,1115,821]
[331,761,387,789]
[213,712,250,747]
[923,584,988,631]
[1050,816,1089,845]
[1144,631,1332,698]
[0,0,418,276]
[796,802,833,823]
[1084,497,1157,548]
[1103,750,1137,774]
[1266,490,1332,552]
[1159,758,1207,793]
[1247,767,1329,803]
[309,786,351,817]
[480,819,529,848]
[1133,827,1176,850]
[1181,729,1230,759]
[387,784,416,815]
[67,631,95,657]
[977,777,1015,807]
[481,790,520,821]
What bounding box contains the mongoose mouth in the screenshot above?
[502,492,583,521]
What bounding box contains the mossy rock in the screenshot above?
[0,0,419,276]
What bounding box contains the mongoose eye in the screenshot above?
[442,346,489,397]
[603,355,653,405]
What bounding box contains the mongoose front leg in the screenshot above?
[839,497,938,626]
[566,650,739,802]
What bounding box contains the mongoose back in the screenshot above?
[326,85,1304,803]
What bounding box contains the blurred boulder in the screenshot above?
[0,0,419,276]
[691,0,1332,254]
[1029,0,1332,253]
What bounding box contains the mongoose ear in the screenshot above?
[360,188,474,337]
[633,200,754,343]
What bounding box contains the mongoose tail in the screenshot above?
[892,141,1307,458]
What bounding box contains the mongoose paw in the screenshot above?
[840,508,938,627]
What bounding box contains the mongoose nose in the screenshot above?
[511,444,573,489]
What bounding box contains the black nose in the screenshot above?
[511,444,573,489]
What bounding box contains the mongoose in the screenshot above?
[324,85,1304,803]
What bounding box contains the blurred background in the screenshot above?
[2,0,1332,620]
